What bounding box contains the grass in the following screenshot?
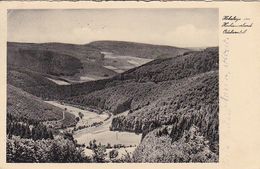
[45,101,108,128]
[74,129,141,146]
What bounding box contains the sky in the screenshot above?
[8,9,218,48]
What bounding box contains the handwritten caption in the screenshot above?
[221,37,230,105]
[222,16,253,34]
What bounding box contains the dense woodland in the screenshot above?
[6,136,88,163]
[63,47,219,162]
[7,40,219,163]
[7,84,77,128]
[7,114,54,140]
[132,125,218,162]
[7,41,188,100]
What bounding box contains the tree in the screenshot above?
[92,139,97,149]
[107,143,112,149]
[7,136,89,163]
[78,112,84,119]
[89,141,93,149]
[109,149,118,159]
[92,145,107,163]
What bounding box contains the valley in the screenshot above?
[7,41,218,163]
[45,100,142,159]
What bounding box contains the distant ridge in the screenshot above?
[89,40,190,59]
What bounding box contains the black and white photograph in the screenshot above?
[6,8,219,163]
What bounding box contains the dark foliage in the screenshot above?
[132,125,218,162]
[7,114,54,140]
[6,43,219,163]
[8,48,83,76]
[7,136,89,163]
[63,47,219,162]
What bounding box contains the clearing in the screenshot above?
[45,101,141,146]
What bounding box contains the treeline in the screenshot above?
[111,115,163,137]
[86,139,133,163]
[7,136,88,163]
[7,113,54,140]
[8,84,77,128]
[73,121,103,132]
[62,48,219,115]
[110,71,219,148]
[8,67,112,100]
[113,47,218,83]
[7,113,88,163]
[132,125,218,162]
[111,102,218,148]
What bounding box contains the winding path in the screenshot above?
[45,101,141,146]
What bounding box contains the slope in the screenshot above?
[7,41,191,100]
[65,47,218,114]
[8,42,117,82]
[62,47,219,162]
[89,40,190,59]
[8,41,189,84]
[7,84,76,127]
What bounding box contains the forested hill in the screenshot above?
[7,41,190,99]
[112,47,218,82]
[65,47,218,113]
[63,47,219,162]
[88,40,190,59]
[7,42,219,162]
[7,84,76,127]
[8,41,188,79]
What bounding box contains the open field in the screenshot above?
[45,101,141,147]
[46,77,71,85]
[75,128,141,146]
[46,101,141,147]
[84,146,138,160]
[102,51,153,73]
[45,101,109,128]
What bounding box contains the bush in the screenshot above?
[109,149,119,159]
[92,145,107,163]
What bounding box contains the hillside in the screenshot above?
[8,41,189,84]
[65,47,218,114]
[7,84,76,127]
[7,41,191,100]
[63,47,219,162]
[8,42,117,82]
[132,125,218,162]
[8,48,83,76]
[89,40,190,59]
[7,41,218,162]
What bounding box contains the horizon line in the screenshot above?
[7,40,218,49]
